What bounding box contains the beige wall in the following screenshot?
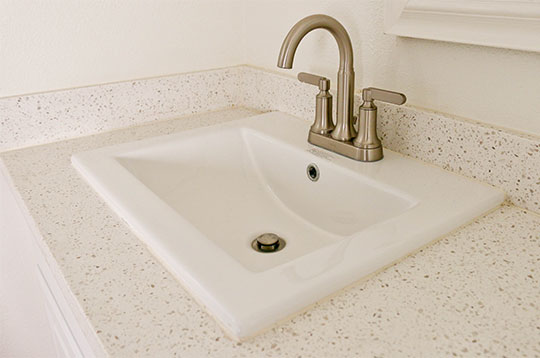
[0,0,244,97]
[2,0,540,136]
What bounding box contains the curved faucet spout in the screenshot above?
[277,14,356,141]
[277,15,354,71]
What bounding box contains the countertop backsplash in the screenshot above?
[1,65,539,213]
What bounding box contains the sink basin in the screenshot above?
[72,111,504,340]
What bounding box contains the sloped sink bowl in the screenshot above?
[72,111,504,340]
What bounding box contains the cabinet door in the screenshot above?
[1,161,102,357]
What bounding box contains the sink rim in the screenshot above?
[71,111,505,340]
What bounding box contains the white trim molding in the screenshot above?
[385,0,540,52]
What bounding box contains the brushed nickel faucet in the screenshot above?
[277,14,356,142]
[277,14,406,162]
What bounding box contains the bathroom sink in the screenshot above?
[72,111,504,340]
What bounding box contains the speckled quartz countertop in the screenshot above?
[1,108,539,357]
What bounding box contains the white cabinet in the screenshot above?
[0,161,103,358]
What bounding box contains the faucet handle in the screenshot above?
[298,72,334,135]
[353,87,406,161]
[298,72,330,91]
[362,87,406,105]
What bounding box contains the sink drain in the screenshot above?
[251,233,286,253]
[306,163,320,182]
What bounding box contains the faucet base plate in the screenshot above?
[308,131,383,162]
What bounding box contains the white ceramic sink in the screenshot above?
[72,112,504,340]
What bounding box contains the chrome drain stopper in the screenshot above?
[251,233,286,253]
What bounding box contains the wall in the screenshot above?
[243,0,540,137]
[2,0,540,136]
[0,0,244,97]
